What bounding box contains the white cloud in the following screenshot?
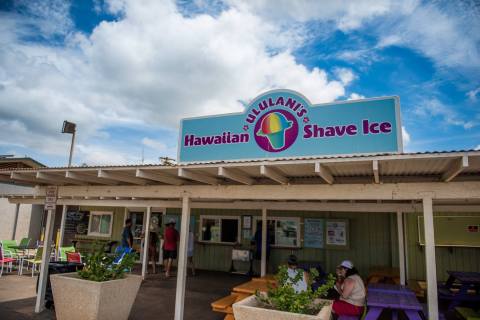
[467,87,480,101]
[334,68,356,85]
[348,93,365,100]
[476,145,480,150]
[402,126,411,147]
[0,0,350,166]
[413,98,476,130]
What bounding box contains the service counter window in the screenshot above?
[87,211,113,237]
[200,215,240,244]
[253,217,300,247]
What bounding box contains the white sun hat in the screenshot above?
[338,260,354,269]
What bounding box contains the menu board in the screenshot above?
[326,219,349,249]
[304,219,324,248]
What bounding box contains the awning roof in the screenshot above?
[0,150,479,187]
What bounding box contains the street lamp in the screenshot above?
[62,121,76,167]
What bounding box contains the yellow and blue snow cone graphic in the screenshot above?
[256,111,293,150]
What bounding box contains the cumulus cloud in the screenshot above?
[402,126,411,148]
[348,93,365,100]
[0,0,349,165]
[334,68,356,85]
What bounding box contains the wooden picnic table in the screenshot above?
[367,266,400,284]
[368,283,415,295]
[365,290,423,320]
[439,271,480,310]
[232,278,274,295]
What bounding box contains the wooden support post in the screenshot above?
[423,196,438,320]
[142,207,152,280]
[11,203,20,240]
[396,210,406,285]
[261,208,267,277]
[35,209,55,313]
[174,195,190,320]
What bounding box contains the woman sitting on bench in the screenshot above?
[332,260,366,317]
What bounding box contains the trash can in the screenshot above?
[36,261,83,309]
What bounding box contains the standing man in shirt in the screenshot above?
[163,219,179,278]
[121,218,134,249]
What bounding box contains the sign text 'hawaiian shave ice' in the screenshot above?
[179,90,402,163]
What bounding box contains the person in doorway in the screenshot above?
[286,255,308,293]
[121,219,134,249]
[163,219,179,278]
[149,231,159,274]
[332,260,366,317]
[187,229,195,276]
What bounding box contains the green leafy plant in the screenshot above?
[78,244,137,282]
[255,265,335,315]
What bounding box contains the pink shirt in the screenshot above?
[164,227,179,251]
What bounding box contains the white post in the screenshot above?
[423,196,438,320]
[174,195,190,320]
[261,208,267,277]
[58,205,68,250]
[11,203,20,240]
[396,210,406,285]
[142,207,152,279]
[35,209,55,313]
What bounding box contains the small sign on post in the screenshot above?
[44,186,58,210]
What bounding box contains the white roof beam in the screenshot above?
[218,167,254,185]
[442,155,469,182]
[136,169,183,186]
[178,168,218,185]
[98,169,148,185]
[373,160,380,184]
[260,165,288,185]
[11,172,50,184]
[37,172,84,186]
[65,171,117,185]
[315,162,334,184]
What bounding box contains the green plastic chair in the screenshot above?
[58,246,76,261]
[1,240,19,257]
[23,247,43,277]
[19,238,31,247]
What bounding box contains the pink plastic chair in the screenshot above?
[0,245,16,277]
[66,252,82,264]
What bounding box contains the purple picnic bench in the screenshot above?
[439,271,480,310]
[365,289,423,320]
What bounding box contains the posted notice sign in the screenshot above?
[44,186,57,210]
[179,89,402,163]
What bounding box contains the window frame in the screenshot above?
[253,216,301,248]
[87,211,114,237]
[199,215,241,245]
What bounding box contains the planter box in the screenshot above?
[50,272,142,320]
[233,295,333,320]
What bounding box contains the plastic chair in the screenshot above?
[22,247,44,277]
[1,240,19,258]
[113,246,133,272]
[66,252,82,263]
[19,238,31,247]
[0,245,16,277]
[58,246,76,261]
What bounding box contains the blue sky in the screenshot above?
[0,0,479,166]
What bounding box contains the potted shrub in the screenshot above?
[50,247,141,320]
[233,266,335,320]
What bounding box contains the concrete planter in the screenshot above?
[50,272,142,320]
[233,295,333,320]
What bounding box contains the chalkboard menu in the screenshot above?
[63,207,90,245]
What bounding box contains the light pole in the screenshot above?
[62,121,76,167]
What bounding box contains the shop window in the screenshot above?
[200,216,240,244]
[88,211,113,237]
[253,217,300,247]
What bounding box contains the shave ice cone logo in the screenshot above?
[254,109,299,152]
